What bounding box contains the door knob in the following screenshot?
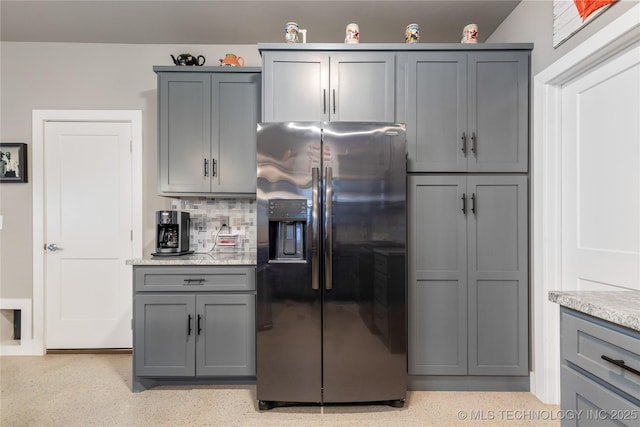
[46,243,59,252]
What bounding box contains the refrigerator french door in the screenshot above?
[256,122,406,409]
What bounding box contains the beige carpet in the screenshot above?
[1,354,559,426]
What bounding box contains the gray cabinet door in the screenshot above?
[134,294,196,377]
[467,175,528,375]
[404,50,529,173]
[262,51,329,122]
[408,175,528,376]
[468,52,529,172]
[408,175,468,375]
[196,294,256,376]
[406,52,468,172]
[262,51,395,122]
[158,73,211,193]
[329,53,395,122]
[211,73,261,193]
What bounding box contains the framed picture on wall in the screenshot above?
[553,0,618,47]
[0,143,28,183]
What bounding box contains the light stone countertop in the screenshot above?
[126,251,256,266]
[549,290,640,332]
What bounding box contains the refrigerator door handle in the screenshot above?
[324,166,333,290]
[312,167,320,290]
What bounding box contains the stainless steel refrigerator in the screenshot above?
[256,122,407,410]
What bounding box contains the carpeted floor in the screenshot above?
[1,354,560,426]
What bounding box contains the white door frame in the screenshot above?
[531,4,640,404]
[32,110,143,355]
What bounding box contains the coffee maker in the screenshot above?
[153,210,192,256]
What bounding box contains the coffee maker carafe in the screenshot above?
[153,210,192,256]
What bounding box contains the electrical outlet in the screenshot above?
[219,215,229,227]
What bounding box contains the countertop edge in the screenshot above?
[126,254,257,266]
[549,290,640,332]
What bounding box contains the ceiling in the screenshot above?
[0,1,521,45]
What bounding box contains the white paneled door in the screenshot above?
[561,44,640,291]
[44,121,134,349]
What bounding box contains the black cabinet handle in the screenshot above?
[204,158,208,177]
[471,193,477,214]
[471,132,477,154]
[461,193,467,214]
[333,89,336,114]
[212,158,217,177]
[461,132,467,154]
[187,314,192,335]
[601,355,640,376]
[323,89,326,114]
[183,278,205,284]
[197,315,202,335]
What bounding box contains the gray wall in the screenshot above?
[1,0,634,300]
[486,0,638,75]
[0,42,261,299]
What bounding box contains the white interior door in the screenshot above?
[44,121,134,349]
[561,45,640,291]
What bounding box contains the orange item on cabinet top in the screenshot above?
[219,53,244,67]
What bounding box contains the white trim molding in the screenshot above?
[0,299,35,355]
[31,110,143,355]
[531,4,640,404]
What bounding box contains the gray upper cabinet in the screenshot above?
[406,51,529,172]
[262,51,395,122]
[158,72,210,193]
[156,68,261,195]
[408,175,528,377]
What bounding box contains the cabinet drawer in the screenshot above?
[561,366,639,426]
[561,309,640,401]
[134,266,255,292]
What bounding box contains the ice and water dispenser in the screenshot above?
[268,199,307,261]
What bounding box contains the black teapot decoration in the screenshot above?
[171,53,205,66]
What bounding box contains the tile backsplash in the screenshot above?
[170,198,256,253]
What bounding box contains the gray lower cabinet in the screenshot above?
[560,308,640,426]
[261,51,395,122]
[155,67,261,195]
[408,175,528,381]
[405,51,529,173]
[132,266,256,391]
